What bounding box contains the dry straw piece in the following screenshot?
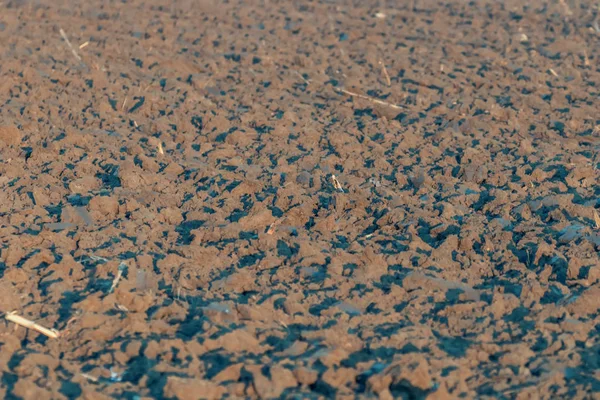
[331,174,344,192]
[379,61,391,86]
[109,262,127,293]
[80,373,99,383]
[334,87,406,110]
[267,219,281,235]
[5,312,60,339]
[59,28,83,63]
[593,209,600,230]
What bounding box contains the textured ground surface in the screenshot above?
[0,0,599,398]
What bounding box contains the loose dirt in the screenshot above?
[0,0,599,398]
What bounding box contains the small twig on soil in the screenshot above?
[331,174,344,192]
[81,373,99,383]
[109,262,127,293]
[157,142,164,155]
[548,68,559,77]
[294,71,310,85]
[115,304,129,312]
[267,219,281,235]
[89,255,109,263]
[59,28,83,63]
[142,81,155,92]
[121,97,127,111]
[379,61,391,86]
[593,209,600,230]
[334,87,406,109]
[79,41,89,49]
[5,312,60,339]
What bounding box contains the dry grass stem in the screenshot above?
[79,41,89,49]
[379,61,391,86]
[593,209,600,230]
[157,142,164,155]
[109,262,127,293]
[267,219,281,235]
[115,304,129,312]
[89,255,109,263]
[334,87,406,109]
[5,312,60,339]
[331,174,344,192]
[59,28,83,62]
[81,373,99,383]
[294,71,310,85]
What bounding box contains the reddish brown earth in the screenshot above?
[0,0,599,398]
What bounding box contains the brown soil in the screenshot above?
[0,0,599,398]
